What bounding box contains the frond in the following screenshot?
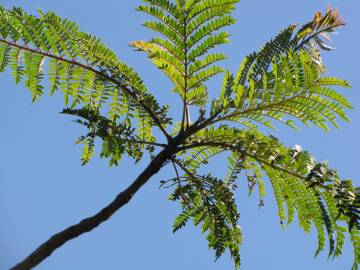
[294,7,345,65]
[183,145,225,173]
[136,107,155,144]
[188,31,229,61]
[350,228,360,270]
[233,7,344,89]
[136,4,183,37]
[135,0,238,106]
[142,0,182,22]
[223,152,243,185]
[263,166,289,225]
[179,126,359,267]
[187,0,239,22]
[246,25,296,83]
[168,171,242,268]
[0,6,170,164]
[187,15,235,50]
[80,137,95,165]
[142,21,183,47]
[188,52,226,75]
[213,49,351,131]
[130,40,184,84]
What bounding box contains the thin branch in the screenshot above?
[170,159,192,207]
[172,158,197,178]
[128,139,167,148]
[171,159,181,181]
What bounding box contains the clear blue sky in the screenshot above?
[1,0,359,269]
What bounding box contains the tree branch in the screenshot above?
[10,146,176,270]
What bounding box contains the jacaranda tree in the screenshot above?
[0,1,359,269]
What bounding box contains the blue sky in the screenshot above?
[0,0,359,269]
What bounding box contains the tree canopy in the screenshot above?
[0,1,359,269]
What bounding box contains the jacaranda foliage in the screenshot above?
[1,1,358,269]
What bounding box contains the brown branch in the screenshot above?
[0,38,171,142]
[10,146,177,270]
[132,140,167,148]
[114,137,167,148]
